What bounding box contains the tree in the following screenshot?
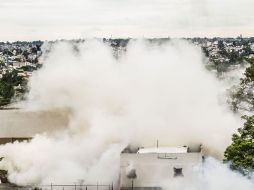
[218,40,225,50]
[241,58,254,85]
[224,115,254,176]
[0,82,14,99]
[228,50,241,63]
[228,58,254,112]
[202,46,209,57]
[0,70,27,106]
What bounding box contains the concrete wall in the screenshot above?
[120,153,202,189]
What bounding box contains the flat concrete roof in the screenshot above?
[0,109,69,138]
[137,146,188,154]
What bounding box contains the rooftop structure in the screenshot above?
[137,146,188,154]
[120,145,203,190]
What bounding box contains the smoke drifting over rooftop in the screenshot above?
[0,40,246,187]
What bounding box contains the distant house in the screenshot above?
[120,145,203,190]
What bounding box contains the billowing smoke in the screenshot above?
[162,158,254,190]
[0,40,246,186]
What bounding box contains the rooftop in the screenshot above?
[137,146,188,154]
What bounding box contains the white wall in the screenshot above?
[120,153,202,188]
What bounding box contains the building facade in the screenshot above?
[120,146,203,190]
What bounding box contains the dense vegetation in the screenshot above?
[229,58,254,112]
[0,70,27,106]
[225,58,254,176]
[224,115,254,176]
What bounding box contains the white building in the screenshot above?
[120,145,203,190]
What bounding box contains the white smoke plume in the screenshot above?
[162,158,254,190]
[0,40,247,186]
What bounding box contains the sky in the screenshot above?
[0,0,254,41]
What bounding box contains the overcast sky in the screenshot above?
[0,0,254,41]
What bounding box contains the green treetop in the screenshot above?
[224,115,254,176]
